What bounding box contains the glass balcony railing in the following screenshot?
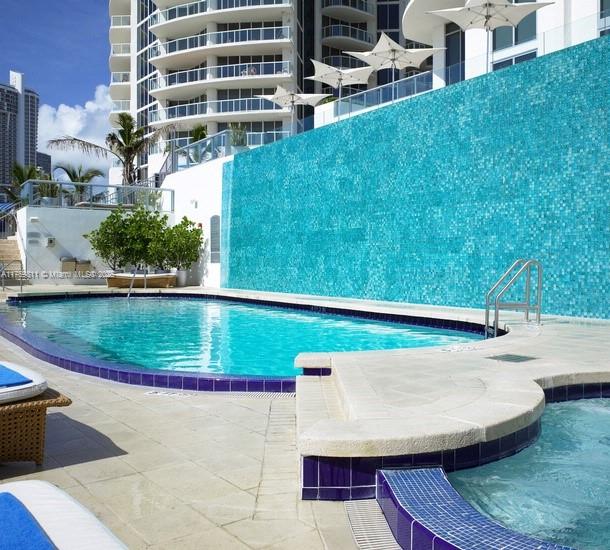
[111,15,131,27]
[111,100,131,111]
[150,0,290,26]
[22,180,174,213]
[150,97,285,122]
[150,26,291,58]
[110,43,131,55]
[150,0,208,26]
[111,72,130,83]
[322,24,374,44]
[322,55,369,69]
[149,61,291,90]
[322,0,374,16]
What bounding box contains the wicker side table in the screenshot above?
[0,389,72,465]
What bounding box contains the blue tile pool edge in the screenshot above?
[0,291,494,393]
[376,468,574,550]
[0,310,295,394]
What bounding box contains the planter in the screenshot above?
[106,273,176,289]
[175,269,187,287]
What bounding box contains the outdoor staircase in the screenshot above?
[0,238,25,287]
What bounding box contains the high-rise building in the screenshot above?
[108,0,413,181]
[0,71,40,187]
[36,152,52,177]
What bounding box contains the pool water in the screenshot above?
[1,297,481,377]
[449,399,610,550]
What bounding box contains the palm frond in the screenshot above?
[47,136,114,159]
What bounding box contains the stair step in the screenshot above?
[376,468,570,550]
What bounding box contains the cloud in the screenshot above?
[38,85,113,180]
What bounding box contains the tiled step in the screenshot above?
[376,468,573,550]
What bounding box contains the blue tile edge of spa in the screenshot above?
[376,468,574,550]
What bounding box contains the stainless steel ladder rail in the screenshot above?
[485,259,543,338]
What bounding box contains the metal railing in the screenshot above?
[150,26,291,58]
[21,180,174,213]
[111,72,130,83]
[485,259,543,338]
[110,43,131,55]
[111,15,131,26]
[1,260,24,292]
[150,97,285,122]
[322,24,374,44]
[156,128,289,180]
[111,100,131,111]
[322,0,375,16]
[149,60,291,90]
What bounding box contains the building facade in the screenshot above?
[0,71,40,188]
[36,152,52,177]
[108,0,414,182]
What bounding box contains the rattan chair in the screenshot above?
[0,389,71,465]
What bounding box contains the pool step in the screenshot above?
[376,468,574,550]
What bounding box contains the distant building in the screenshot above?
[0,71,40,188]
[36,152,52,177]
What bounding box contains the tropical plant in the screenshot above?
[36,181,61,198]
[188,124,209,164]
[54,163,105,202]
[85,208,130,271]
[165,217,204,270]
[229,123,248,147]
[47,113,171,185]
[8,164,38,201]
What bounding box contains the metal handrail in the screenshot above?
[485,259,543,338]
[0,260,24,292]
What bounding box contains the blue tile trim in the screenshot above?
[302,419,542,501]
[376,468,574,550]
[5,292,492,336]
[0,306,294,394]
[0,292,492,393]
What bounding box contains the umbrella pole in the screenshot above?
[291,100,296,135]
[486,28,490,74]
[338,79,342,120]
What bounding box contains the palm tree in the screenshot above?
[47,113,171,185]
[188,124,208,164]
[7,164,38,201]
[54,163,105,203]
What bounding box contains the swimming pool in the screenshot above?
[449,399,610,549]
[0,297,482,378]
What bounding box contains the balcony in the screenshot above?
[321,24,374,50]
[149,0,291,40]
[149,60,292,100]
[110,15,131,43]
[109,100,131,126]
[149,97,288,128]
[109,43,131,71]
[322,54,369,69]
[149,26,292,69]
[321,0,375,22]
[109,0,130,16]
[109,72,130,100]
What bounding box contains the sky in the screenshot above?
[0,0,113,174]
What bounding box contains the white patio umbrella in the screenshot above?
[428,0,553,73]
[345,33,443,99]
[256,86,331,135]
[305,60,374,102]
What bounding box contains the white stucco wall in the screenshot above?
[160,155,230,288]
[16,206,113,285]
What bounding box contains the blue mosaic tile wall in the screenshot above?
[221,37,610,319]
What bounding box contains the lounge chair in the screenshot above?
[0,480,126,549]
[0,363,71,464]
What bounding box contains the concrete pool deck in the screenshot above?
[0,285,608,542]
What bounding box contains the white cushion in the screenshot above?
[0,481,126,550]
[0,362,47,405]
